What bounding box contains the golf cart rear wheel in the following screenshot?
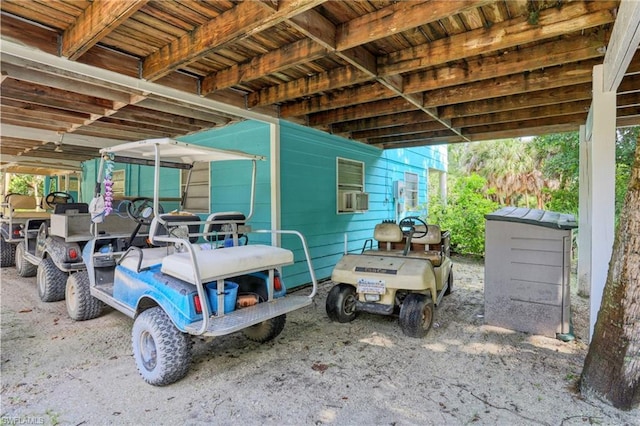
[399,293,434,338]
[66,271,104,321]
[445,269,453,296]
[326,283,357,323]
[37,257,67,302]
[243,314,286,343]
[1,238,15,267]
[132,307,191,386]
[15,242,36,277]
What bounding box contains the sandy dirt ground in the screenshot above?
[1,255,638,425]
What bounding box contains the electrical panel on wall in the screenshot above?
[393,180,405,202]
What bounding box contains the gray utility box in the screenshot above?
[484,207,577,338]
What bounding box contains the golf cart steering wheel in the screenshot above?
[44,191,75,209]
[398,216,429,239]
[127,197,164,225]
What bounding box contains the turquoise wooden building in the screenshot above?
[81,120,447,288]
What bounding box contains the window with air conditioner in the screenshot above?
[337,157,369,213]
[405,171,419,211]
[181,162,210,213]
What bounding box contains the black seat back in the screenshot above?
[54,203,89,214]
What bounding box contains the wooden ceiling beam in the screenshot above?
[330,111,430,134]
[423,59,599,108]
[111,106,217,131]
[142,0,326,81]
[451,100,592,129]
[1,105,89,126]
[247,65,371,108]
[134,98,232,125]
[352,120,447,141]
[308,98,418,126]
[281,58,597,118]
[0,62,134,104]
[1,80,115,115]
[201,38,328,94]
[280,82,394,117]
[379,1,617,76]
[61,0,149,61]
[335,0,491,51]
[439,83,593,119]
[403,34,607,94]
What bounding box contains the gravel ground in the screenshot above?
[1,255,638,425]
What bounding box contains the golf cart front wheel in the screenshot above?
[445,268,453,296]
[15,242,36,277]
[66,271,104,321]
[326,283,357,323]
[399,293,434,338]
[132,307,191,386]
[37,257,67,302]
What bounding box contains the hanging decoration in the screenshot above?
[103,153,115,216]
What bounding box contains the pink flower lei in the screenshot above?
[103,153,115,216]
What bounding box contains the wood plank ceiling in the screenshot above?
[1,0,638,167]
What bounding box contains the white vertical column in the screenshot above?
[577,124,591,297]
[269,121,282,247]
[588,64,617,340]
[439,171,447,207]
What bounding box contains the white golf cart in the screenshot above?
[326,217,453,337]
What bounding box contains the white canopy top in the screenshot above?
[0,161,82,176]
[99,138,265,164]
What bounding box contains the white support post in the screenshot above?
[439,171,447,207]
[577,125,591,297]
[587,64,617,341]
[269,121,282,247]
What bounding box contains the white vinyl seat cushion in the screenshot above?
[161,244,294,284]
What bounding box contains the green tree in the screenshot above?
[8,174,44,197]
[429,174,498,255]
[455,139,552,208]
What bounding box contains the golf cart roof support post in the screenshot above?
[180,165,193,211]
[95,155,105,198]
[153,143,161,223]
[246,159,257,222]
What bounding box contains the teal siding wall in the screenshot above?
[279,121,446,287]
[80,120,446,289]
[80,161,181,211]
[179,121,272,242]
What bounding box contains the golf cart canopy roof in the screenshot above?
[100,138,265,168]
[1,162,82,176]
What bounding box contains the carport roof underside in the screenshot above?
[1,0,639,169]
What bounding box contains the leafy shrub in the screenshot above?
[429,174,498,256]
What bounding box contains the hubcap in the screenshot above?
[344,293,356,314]
[422,304,432,330]
[67,281,77,312]
[37,266,46,296]
[139,331,157,372]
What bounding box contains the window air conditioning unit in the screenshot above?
[341,191,369,212]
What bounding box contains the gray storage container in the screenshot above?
[484,207,577,338]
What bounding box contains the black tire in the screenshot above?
[399,293,434,338]
[132,307,191,386]
[243,314,286,343]
[326,283,357,323]
[444,268,453,296]
[15,242,37,277]
[37,257,67,302]
[66,271,104,321]
[1,238,16,267]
